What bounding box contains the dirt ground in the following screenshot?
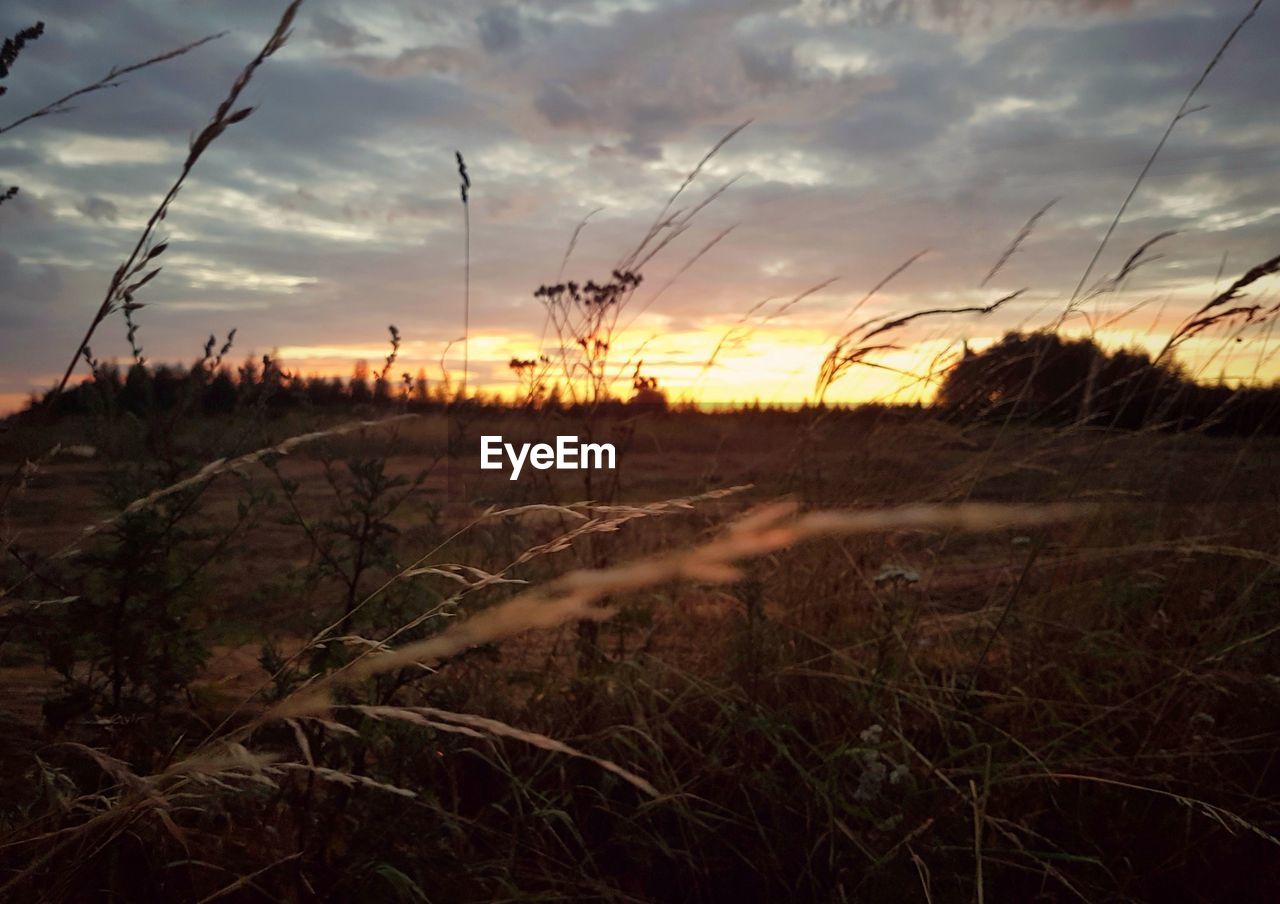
[3,410,1277,733]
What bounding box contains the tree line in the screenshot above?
[937,331,1280,436]
[14,331,1280,435]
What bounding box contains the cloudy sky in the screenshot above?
[1,0,1277,410]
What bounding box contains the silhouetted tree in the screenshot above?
[412,368,430,406]
[630,367,668,413]
[350,360,371,404]
[203,368,237,414]
[938,331,1201,429]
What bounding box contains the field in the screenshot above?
[5,1,1280,900]
[2,408,1279,901]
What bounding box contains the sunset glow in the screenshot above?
[2,0,1279,412]
[6,4,1280,895]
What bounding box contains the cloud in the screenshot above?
[75,195,118,222]
[737,43,802,90]
[535,83,592,127]
[348,45,475,79]
[0,0,1277,408]
[311,12,381,50]
[476,6,523,53]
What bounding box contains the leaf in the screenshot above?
[134,267,163,289]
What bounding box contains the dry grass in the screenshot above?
[2,1,1280,901]
[3,413,1279,900]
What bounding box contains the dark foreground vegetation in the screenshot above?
[4,3,1280,901]
[2,406,1280,902]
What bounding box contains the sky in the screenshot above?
[1,0,1278,411]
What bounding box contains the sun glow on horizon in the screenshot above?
[231,306,1280,411]
[7,276,1280,417]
